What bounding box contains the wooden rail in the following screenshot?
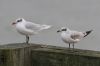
[0,43,100,66]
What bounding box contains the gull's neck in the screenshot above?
[22,19,26,23]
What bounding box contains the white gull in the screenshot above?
[12,18,52,44]
[57,27,93,51]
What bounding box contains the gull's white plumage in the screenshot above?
[61,29,84,43]
[57,27,93,50]
[12,18,51,44]
[25,21,51,32]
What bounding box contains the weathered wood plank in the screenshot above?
[0,43,100,66]
[0,43,42,66]
[31,46,100,66]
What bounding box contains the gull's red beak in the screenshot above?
[12,22,16,25]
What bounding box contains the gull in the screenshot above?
[12,18,52,44]
[57,27,93,51]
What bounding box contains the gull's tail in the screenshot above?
[40,25,52,30]
[84,30,93,37]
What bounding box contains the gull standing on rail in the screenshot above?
[57,27,93,51]
[12,18,52,44]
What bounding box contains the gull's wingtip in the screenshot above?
[42,25,52,29]
[45,25,52,29]
[84,29,93,37]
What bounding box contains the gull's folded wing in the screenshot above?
[70,32,84,40]
[25,22,51,31]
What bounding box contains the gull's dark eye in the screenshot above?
[62,28,67,31]
[17,19,22,22]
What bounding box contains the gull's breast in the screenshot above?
[16,23,35,35]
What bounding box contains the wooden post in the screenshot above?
[0,43,100,66]
[0,43,42,66]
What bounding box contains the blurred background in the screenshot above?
[0,0,99,51]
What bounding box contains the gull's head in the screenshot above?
[12,18,25,25]
[57,27,67,33]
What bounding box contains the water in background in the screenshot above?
[0,0,99,51]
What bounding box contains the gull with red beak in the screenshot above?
[57,27,93,51]
[12,18,52,44]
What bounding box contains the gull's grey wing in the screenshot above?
[71,34,80,40]
[25,22,43,31]
[25,21,51,31]
[70,32,84,40]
